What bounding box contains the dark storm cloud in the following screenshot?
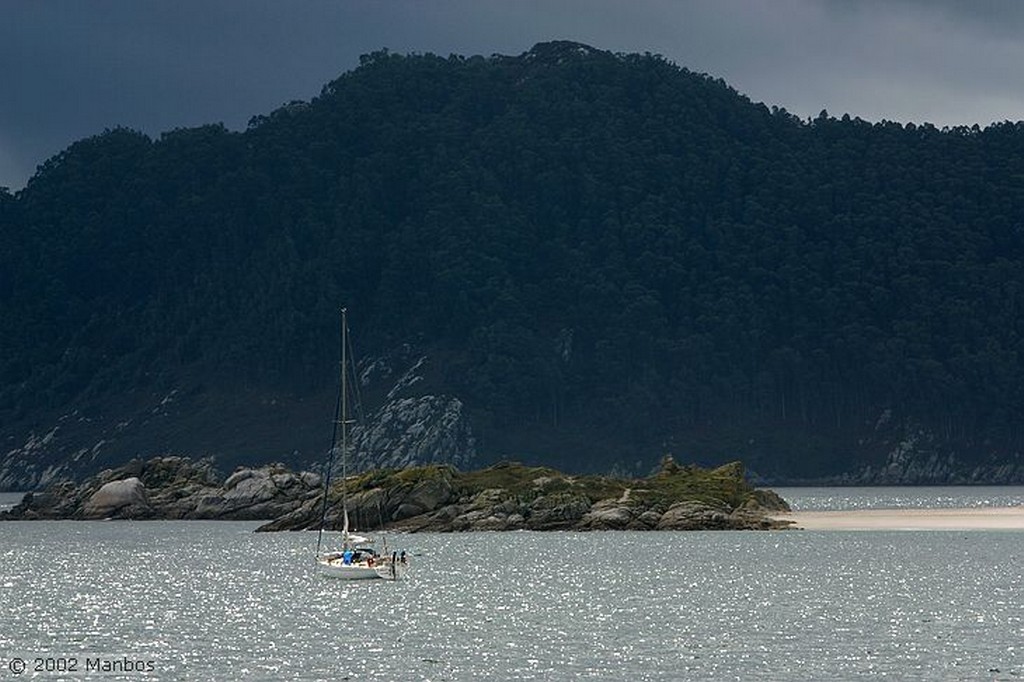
[2,1,1023,190]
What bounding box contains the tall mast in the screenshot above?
[340,307,350,541]
[314,307,346,559]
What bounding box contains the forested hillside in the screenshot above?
[3,41,1024,487]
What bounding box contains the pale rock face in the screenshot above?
[82,477,150,518]
[327,352,477,474]
[0,427,71,490]
[350,395,476,471]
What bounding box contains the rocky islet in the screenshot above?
[1,456,792,531]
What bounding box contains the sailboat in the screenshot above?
[315,308,409,581]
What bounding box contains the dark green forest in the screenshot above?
[3,41,1024,482]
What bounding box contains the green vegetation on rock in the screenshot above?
[276,456,791,532]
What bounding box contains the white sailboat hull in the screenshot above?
[317,557,410,581]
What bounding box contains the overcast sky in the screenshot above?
[3,0,1024,191]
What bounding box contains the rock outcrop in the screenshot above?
[1,455,791,531]
[1,456,320,521]
[256,457,792,533]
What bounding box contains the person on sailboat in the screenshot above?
[342,549,354,565]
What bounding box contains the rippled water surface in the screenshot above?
[775,486,1024,511]
[1,518,1022,680]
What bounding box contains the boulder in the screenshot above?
[224,468,257,490]
[579,499,634,530]
[82,477,152,519]
[187,465,320,520]
[635,510,663,529]
[452,507,510,531]
[224,472,278,505]
[657,501,731,530]
[471,514,514,531]
[526,493,592,530]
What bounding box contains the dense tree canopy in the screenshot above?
[2,41,1024,477]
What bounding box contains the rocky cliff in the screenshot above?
[349,354,476,471]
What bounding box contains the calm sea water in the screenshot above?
[1,490,1022,680]
[775,486,1024,511]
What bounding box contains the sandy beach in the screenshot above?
[773,506,1024,530]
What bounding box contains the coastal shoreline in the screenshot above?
[773,507,1024,530]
